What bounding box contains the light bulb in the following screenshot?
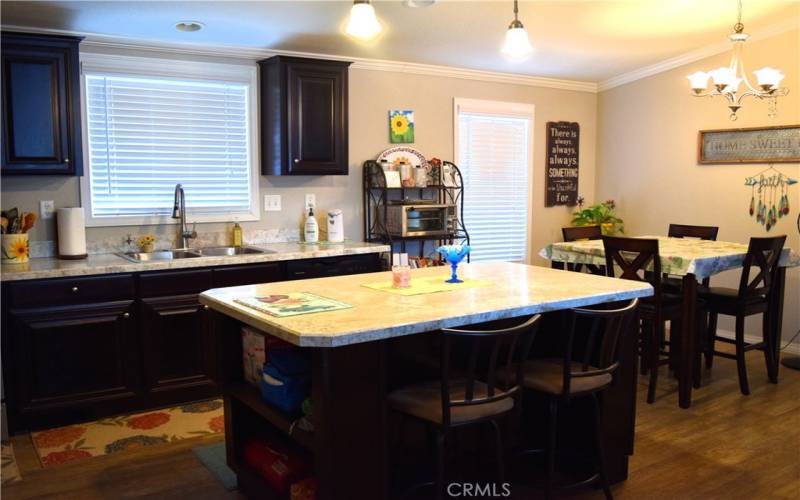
[686,71,709,92]
[345,2,382,40]
[502,26,533,60]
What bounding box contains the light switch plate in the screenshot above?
[305,193,316,211]
[40,200,55,220]
[264,195,281,211]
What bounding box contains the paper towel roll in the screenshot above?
[57,207,87,259]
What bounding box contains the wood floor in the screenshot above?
[4,348,800,499]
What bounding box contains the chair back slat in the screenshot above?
[668,224,719,240]
[562,226,605,275]
[602,236,662,298]
[439,314,541,427]
[737,236,786,299]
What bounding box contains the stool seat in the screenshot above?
[388,379,514,425]
[520,359,613,396]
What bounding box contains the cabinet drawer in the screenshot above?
[8,274,135,308]
[285,255,380,280]
[139,269,213,297]
[213,263,283,288]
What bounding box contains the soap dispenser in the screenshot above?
[304,207,319,243]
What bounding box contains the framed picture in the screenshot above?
[698,125,800,164]
[389,110,415,144]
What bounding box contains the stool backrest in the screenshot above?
[439,314,540,427]
[668,224,719,240]
[561,299,639,397]
[737,235,786,299]
[602,236,662,298]
[562,226,605,275]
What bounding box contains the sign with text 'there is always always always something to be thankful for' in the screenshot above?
[545,121,579,206]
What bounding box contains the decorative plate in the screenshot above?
[377,146,427,169]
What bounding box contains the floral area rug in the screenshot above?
[1,440,22,484]
[31,399,224,467]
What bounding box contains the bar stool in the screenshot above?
[602,236,682,403]
[562,225,605,275]
[508,299,638,500]
[702,235,786,395]
[387,314,541,500]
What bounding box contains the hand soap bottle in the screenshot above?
[304,208,319,243]
[232,220,243,247]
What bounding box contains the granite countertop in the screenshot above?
[200,261,653,348]
[0,242,390,282]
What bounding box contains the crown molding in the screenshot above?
[0,24,598,94]
[598,18,799,92]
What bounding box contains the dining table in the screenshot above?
[540,236,800,408]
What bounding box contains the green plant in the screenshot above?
[571,200,624,235]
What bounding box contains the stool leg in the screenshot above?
[592,393,613,500]
[435,429,446,500]
[545,398,558,500]
[489,419,505,485]
[639,319,651,375]
[762,311,778,383]
[706,312,718,369]
[647,321,662,404]
[735,315,750,396]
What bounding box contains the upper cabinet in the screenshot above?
[1,32,84,176]
[259,56,351,175]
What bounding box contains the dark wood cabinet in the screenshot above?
[285,254,381,280]
[1,32,83,175]
[259,56,351,175]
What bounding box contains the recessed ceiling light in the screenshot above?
[174,21,205,33]
[403,0,437,7]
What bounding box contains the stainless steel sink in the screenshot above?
[195,246,274,256]
[118,249,202,262]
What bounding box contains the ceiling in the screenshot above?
[1,0,798,82]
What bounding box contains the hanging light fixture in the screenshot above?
[345,0,382,40]
[687,0,788,121]
[501,0,533,60]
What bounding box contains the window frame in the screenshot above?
[453,97,535,263]
[79,52,260,227]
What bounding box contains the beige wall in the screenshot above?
[597,29,800,340]
[0,48,597,263]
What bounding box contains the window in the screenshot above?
[80,53,259,226]
[454,98,533,263]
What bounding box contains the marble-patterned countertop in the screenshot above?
[0,242,390,282]
[200,261,654,348]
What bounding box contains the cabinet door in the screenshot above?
[1,34,81,175]
[286,63,348,175]
[7,301,139,418]
[140,294,217,400]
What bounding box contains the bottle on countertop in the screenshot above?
[304,207,319,243]
[232,221,243,247]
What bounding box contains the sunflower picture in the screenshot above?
[389,110,414,144]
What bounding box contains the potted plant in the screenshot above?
[571,199,624,235]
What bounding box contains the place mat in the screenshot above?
[362,276,493,296]
[235,292,352,317]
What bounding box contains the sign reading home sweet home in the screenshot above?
[545,121,579,206]
[698,125,800,164]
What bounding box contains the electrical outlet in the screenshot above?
[305,194,316,211]
[264,195,281,211]
[40,200,55,220]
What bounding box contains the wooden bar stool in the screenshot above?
[602,236,682,403]
[508,299,638,500]
[387,314,541,500]
[702,235,786,395]
[562,225,605,275]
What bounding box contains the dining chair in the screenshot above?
[387,314,541,500]
[505,299,638,500]
[562,225,605,275]
[665,224,719,290]
[602,236,682,403]
[701,235,786,395]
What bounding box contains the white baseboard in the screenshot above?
[713,328,800,356]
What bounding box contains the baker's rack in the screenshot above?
[362,159,470,261]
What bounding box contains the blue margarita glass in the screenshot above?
[437,244,471,283]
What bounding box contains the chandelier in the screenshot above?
[686,0,788,121]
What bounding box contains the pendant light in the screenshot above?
[501,0,533,60]
[345,0,382,40]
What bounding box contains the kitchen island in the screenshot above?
[200,262,653,500]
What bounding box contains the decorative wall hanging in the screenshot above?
[745,165,797,232]
[545,121,579,206]
[389,110,415,144]
[698,125,800,164]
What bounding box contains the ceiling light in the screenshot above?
[174,21,205,32]
[686,0,788,120]
[403,0,437,7]
[501,0,533,60]
[345,0,382,41]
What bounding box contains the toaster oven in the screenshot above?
[379,204,457,237]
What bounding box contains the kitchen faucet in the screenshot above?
[172,184,197,249]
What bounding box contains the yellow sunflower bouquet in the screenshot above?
[138,234,156,253]
[2,207,36,264]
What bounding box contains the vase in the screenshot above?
[140,243,155,253]
[437,244,471,284]
[2,233,30,264]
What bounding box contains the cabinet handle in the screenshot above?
[123,312,131,319]
[293,158,300,164]
[71,286,79,293]
[64,158,70,164]
[203,305,210,310]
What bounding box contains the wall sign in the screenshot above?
[698,125,800,164]
[545,121,579,207]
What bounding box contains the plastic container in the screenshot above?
[259,348,311,414]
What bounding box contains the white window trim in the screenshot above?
[453,97,535,263]
[79,52,260,227]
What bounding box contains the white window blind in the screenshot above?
[457,105,531,262]
[84,72,256,223]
